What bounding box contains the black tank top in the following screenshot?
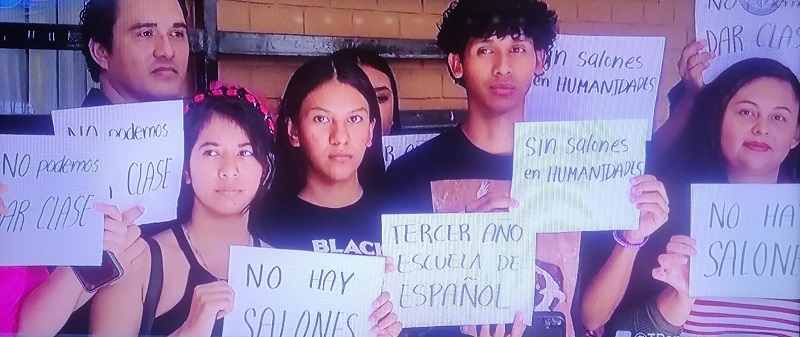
[150,226,261,336]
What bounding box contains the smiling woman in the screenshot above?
[589,57,800,337]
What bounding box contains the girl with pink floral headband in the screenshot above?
[91,82,276,337]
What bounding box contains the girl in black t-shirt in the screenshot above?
[258,55,401,336]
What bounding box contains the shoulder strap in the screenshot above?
[139,237,164,336]
[172,225,201,267]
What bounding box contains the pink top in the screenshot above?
[0,266,49,334]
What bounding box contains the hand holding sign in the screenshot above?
[51,101,184,225]
[465,193,520,213]
[177,281,235,337]
[370,292,402,337]
[678,40,716,93]
[223,247,385,337]
[621,175,670,244]
[382,213,535,327]
[373,258,402,337]
[694,0,800,82]
[653,235,697,296]
[511,120,649,232]
[95,203,148,276]
[0,183,7,215]
[460,312,526,337]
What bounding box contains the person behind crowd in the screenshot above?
[332,47,402,135]
[582,58,800,336]
[0,0,189,135]
[254,55,401,336]
[0,0,189,334]
[649,40,716,164]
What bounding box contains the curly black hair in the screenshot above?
[80,0,188,83]
[436,0,558,57]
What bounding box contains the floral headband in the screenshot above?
[184,81,276,136]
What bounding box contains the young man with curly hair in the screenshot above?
[384,1,565,336]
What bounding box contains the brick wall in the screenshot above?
[216,0,695,130]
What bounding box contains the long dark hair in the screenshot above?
[176,85,276,222]
[667,58,800,183]
[270,55,385,200]
[332,47,402,134]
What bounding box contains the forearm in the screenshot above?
[581,244,638,330]
[655,287,695,327]
[16,267,89,336]
[89,285,144,336]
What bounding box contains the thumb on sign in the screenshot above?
[652,235,697,296]
[0,183,7,215]
[466,193,520,213]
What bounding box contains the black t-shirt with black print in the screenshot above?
[257,193,383,257]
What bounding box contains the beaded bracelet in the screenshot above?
[613,230,649,249]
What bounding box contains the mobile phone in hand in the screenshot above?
[525,311,566,337]
[71,251,123,293]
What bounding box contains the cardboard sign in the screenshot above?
[695,0,800,82]
[431,179,581,335]
[51,100,184,224]
[525,35,666,137]
[381,213,536,328]
[510,120,648,233]
[223,246,385,337]
[382,134,438,168]
[690,184,800,299]
[0,135,104,266]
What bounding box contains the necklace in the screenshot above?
[181,225,252,282]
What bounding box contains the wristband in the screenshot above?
[614,230,648,249]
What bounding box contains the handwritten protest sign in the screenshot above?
[695,0,800,82]
[431,179,581,335]
[0,135,104,266]
[525,35,665,136]
[382,133,438,168]
[689,184,800,299]
[51,100,184,224]
[382,213,535,327]
[223,246,385,337]
[510,120,648,233]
